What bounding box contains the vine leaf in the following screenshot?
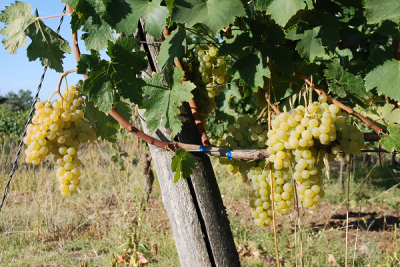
[0,1,71,73]
[105,0,169,38]
[324,58,371,99]
[171,148,196,183]
[266,0,306,27]
[85,100,131,142]
[158,27,186,70]
[318,15,340,55]
[365,0,400,24]
[171,0,246,34]
[380,126,400,152]
[142,66,196,136]
[81,16,114,50]
[295,27,325,63]
[218,32,254,57]
[378,104,400,127]
[232,51,270,91]
[254,0,273,11]
[78,38,148,112]
[364,59,400,101]
[62,0,108,33]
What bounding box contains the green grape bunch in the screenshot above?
[222,94,366,227]
[24,85,97,196]
[184,43,229,131]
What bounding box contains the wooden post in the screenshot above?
[132,21,241,267]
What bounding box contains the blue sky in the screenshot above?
[0,1,106,100]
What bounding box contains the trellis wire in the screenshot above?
[0,6,67,213]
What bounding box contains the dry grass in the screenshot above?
[0,138,177,266]
[1,138,400,266]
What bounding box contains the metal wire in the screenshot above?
[0,6,67,212]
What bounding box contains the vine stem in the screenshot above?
[259,88,281,115]
[36,14,70,20]
[56,68,77,101]
[163,26,211,146]
[295,71,383,134]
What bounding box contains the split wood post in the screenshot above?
[131,21,241,267]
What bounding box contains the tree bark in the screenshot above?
[133,20,241,267]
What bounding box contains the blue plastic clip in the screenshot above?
[200,146,206,154]
[226,150,233,160]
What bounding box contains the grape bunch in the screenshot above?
[192,45,229,98]
[219,114,268,181]
[24,85,97,196]
[186,44,229,130]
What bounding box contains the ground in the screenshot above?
[0,139,399,266]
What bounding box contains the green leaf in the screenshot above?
[0,2,71,72]
[158,27,186,70]
[267,0,306,27]
[106,0,169,38]
[76,51,101,74]
[87,0,112,14]
[171,148,196,183]
[254,0,273,11]
[232,51,270,90]
[78,38,148,112]
[171,0,246,34]
[376,19,400,36]
[380,125,400,152]
[318,15,340,55]
[81,16,114,51]
[368,44,393,65]
[378,104,400,127]
[365,59,400,101]
[365,0,400,24]
[142,66,196,136]
[218,32,254,57]
[85,100,119,142]
[324,58,371,98]
[64,0,105,33]
[245,22,294,73]
[296,27,325,63]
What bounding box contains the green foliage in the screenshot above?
[171,0,246,34]
[3,89,33,111]
[232,51,270,90]
[294,28,326,63]
[365,0,400,24]
[2,0,400,156]
[142,66,195,136]
[81,16,114,51]
[78,38,148,113]
[85,100,132,142]
[0,105,29,143]
[105,0,169,38]
[380,126,400,152]
[0,1,72,72]
[365,59,400,102]
[324,58,370,98]
[158,26,186,70]
[266,0,306,27]
[171,148,196,182]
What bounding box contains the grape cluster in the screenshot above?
[192,45,228,98]
[336,115,366,156]
[218,94,366,226]
[219,114,268,181]
[24,85,97,196]
[187,44,229,130]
